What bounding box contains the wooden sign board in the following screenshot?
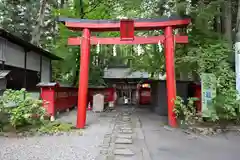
[120,19,134,41]
[201,73,217,117]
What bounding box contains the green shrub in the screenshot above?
[38,121,75,134]
[212,94,240,123]
[174,96,201,126]
[1,89,46,128]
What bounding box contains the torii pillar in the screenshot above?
[77,28,91,128]
[165,26,177,127]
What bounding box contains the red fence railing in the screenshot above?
[37,83,78,120]
[37,83,116,120]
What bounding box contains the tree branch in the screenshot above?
[84,0,103,15]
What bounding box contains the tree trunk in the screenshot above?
[235,0,240,97]
[60,0,65,8]
[223,0,232,45]
[214,5,222,33]
[31,0,47,46]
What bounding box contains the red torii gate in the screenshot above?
[59,16,191,129]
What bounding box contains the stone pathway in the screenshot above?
[97,107,151,160]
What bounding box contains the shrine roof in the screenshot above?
[0,28,62,60]
[58,15,191,31]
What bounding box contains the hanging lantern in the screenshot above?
[113,45,117,56]
[158,40,163,53]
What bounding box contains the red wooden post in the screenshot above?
[164,26,177,127]
[76,28,91,129]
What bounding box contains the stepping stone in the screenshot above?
[117,125,131,128]
[117,134,132,139]
[121,127,132,130]
[100,143,110,148]
[120,129,133,134]
[114,148,135,156]
[100,149,108,155]
[122,116,130,119]
[103,137,111,144]
[115,138,133,144]
[122,118,130,122]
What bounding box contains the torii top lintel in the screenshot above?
[58,16,191,32]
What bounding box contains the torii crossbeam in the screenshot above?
[68,36,188,45]
[59,16,191,129]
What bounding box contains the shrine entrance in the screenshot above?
[59,16,191,129]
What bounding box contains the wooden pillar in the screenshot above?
[50,60,52,82]
[23,49,27,89]
[23,49,28,99]
[164,26,177,127]
[40,56,42,82]
[1,61,4,70]
[76,28,91,129]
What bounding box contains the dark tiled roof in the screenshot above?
[58,15,191,24]
[0,28,62,60]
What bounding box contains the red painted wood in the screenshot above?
[38,84,78,117]
[77,28,91,129]
[165,26,177,127]
[139,88,151,105]
[68,36,188,45]
[55,87,78,112]
[193,84,201,113]
[65,19,191,31]
[40,87,55,116]
[120,19,134,40]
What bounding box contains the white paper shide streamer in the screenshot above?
[96,41,100,54]
[113,45,117,56]
[137,44,142,56]
[158,40,163,53]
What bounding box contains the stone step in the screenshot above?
[114,148,135,156]
[120,127,132,130]
[122,118,131,122]
[114,156,138,160]
[117,134,132,139]
[119,129,133,134]
[115,138,133,144]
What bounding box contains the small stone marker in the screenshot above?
[115,138,133,144]
[92,94,104,112]
[114,148,135,156]
[117,134,132,139]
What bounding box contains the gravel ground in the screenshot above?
[0,110,117,160]
[3,107,239,160]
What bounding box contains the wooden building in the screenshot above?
[103,66,151,105]
[104,66,192,116]
[0,28,62,94]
